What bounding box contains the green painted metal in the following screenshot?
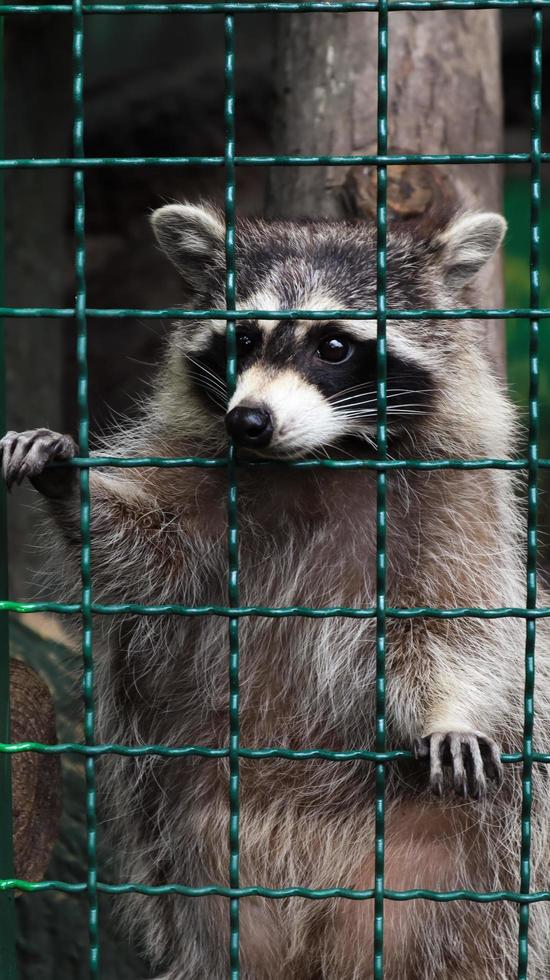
[8,600,550,615]
[0,304,549,319]
[4,879,550,903]
[223,13,241,977]
[72,0,100,974]
[0,454,544,471]
[3,879,550,903]
[0,1,549,12]
[0,0,17,974]
[5,601,550,617]
[517,10,543,979]
[0,0,546,976]
[374,0,388,974]
[0,152,550,166]
[0,741,547,763]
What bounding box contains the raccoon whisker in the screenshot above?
[387,408,430,415]
[198,370,227,391]
[201,384,228,406]
[335,403,427,414]
[338,411,429,422]
[382,405,431,413]
[207,395,229,412]
[336,399,431,410]
[306,444,332,461]
[185,356,228,393]
[336,411,376,420]
[187,368,227,392]
[188,378,228,404]
[186,368,227,395]
[329,393,432,412]
[328,382,420,403]
[386,387,437,395]
[336,433,378,456]
[328,385,437,405]
[327,383,375,403]
[187,375,228,411]
[204,395,228,413]
[335,405,430,419]
[187,372,229,402]
[195,375,228,399]
[331,389,435,409]
[330,396,377,409]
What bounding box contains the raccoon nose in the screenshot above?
[225,406,273,448]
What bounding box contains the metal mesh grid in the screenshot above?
[0,2,546,979]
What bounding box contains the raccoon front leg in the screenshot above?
[0,428,77,499]
[408,628,511,799]
[413,730,503,798]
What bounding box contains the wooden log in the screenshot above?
[268,11,505,370]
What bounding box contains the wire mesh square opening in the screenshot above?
[0,3,547,980]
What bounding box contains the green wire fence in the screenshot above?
[0,2,546,979]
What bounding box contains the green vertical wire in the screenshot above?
[517,9,542,979]
[0,2,17,975]
[224,13,240,979]
[0,4,542,977]
[373,1,388,977]
[72,0,99,974]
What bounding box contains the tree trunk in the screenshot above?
[267,10,505,370]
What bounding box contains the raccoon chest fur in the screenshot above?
[96,472,393,754]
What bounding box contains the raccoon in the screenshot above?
[3,203,550,980]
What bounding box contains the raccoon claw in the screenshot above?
[413,731,503,799]
[0,429,77,498]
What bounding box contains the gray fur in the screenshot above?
[3,205,550,979]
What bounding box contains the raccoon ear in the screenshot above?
[150,203,225,296]
[434,211,507,288]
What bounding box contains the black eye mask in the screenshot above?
[186,325,435,424]
[305,338,435,422]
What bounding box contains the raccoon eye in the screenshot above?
[236,331,257,356]
[316,336,353,363]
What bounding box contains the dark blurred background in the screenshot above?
[4,9,549,977]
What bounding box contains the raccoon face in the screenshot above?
[151,203,506,458]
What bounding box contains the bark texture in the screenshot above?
[268,11,505,369]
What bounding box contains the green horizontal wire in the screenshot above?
[35,455,550,470]
[0,742,536,762]
[2,601,550,619]
[45,455,229,468]
[2,742,548,768]
[3,0,550,12]
[0,152,549,167]
[0,306,548,320]
[0,743,408,759]
[1,880,550,904]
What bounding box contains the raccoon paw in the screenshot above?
[413,731,503,799]
[0,428,77,497]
